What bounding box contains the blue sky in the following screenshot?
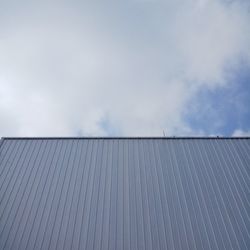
[185,63,250,136]
[0,0,250,136]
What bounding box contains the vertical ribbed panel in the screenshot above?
[0,138,249,250]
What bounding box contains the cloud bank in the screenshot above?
[0,0,250,136]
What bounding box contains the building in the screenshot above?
[0,137,249,249]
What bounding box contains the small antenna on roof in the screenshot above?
[163,130,166,137]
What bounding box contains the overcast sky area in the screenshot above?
[0,0,250,136]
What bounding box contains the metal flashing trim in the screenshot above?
[2,136,250,140]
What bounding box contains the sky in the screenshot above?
[0,0,250,137]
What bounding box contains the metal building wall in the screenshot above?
[0,138,249,250]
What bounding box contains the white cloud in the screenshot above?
[232,129,250,137]
[0,0,250,136]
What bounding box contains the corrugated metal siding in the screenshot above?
[0,138,249,250]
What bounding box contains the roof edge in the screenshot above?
[1,136,250,140]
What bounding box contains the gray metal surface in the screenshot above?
[0,138,249,250]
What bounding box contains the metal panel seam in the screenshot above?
[0,138,4,150]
